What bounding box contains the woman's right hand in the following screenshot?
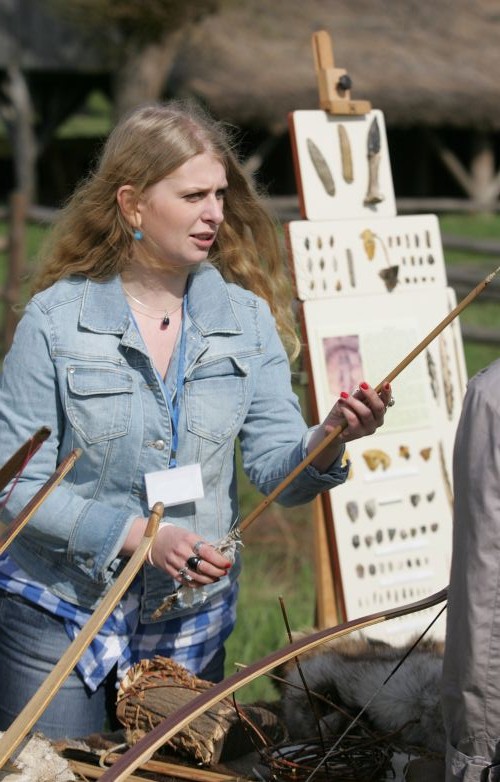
[121,517,232,587]
[149,524,232,586]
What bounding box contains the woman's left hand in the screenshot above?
[326,381,392,443]
[308,381,393,471]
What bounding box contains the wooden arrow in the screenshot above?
[98,587,447,781]
[0,426,51,494]
[240,266,500,533]
[0,448,81,556]
[0,502,164,770]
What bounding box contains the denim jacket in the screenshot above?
[0,264,347,621]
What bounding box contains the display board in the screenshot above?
[289,109,396,221]
[287,214,447,300]
[287,109,465,644]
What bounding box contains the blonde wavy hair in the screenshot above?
[33,100,299,357]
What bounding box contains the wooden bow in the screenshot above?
[99,587,448,781]
[0,502,164,769]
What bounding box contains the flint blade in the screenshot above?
[364,115,384,205]
[366,116,381,157]
[307,137,335,196]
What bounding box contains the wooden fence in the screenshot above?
[1,193,500,356]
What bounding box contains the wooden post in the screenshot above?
[313,495,341,628]
[4,191,27,352]
[470,130,499,207]
[0,66,37,202]
[312,30,371,116]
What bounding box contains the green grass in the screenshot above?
[57,91,113,139]
[439,213,500,241]
[0,91,112,145]
[439,214,500,376]
[226,523,316,703]
[225,451,317,702]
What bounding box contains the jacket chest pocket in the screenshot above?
[65,365,134,444]
[184,357,248,443]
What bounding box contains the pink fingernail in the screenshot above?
[360,382,369,390]
[340,391,349,399]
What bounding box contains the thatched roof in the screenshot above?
[0,0,112,72]
[169,0,500,131]
[1,0,499,131]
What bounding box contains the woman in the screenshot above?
[0,100,391,738]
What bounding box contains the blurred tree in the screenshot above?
[0,65,37,201]
[48,0,226,118]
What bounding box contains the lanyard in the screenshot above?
[128,294,188,468]
[155,294,188,468]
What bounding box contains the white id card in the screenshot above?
[144,464,204,510]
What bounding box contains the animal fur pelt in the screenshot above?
[0,732,75,781]
[279,633,445,754]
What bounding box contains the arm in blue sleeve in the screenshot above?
[0,302,134,578]
[239,301,348,506]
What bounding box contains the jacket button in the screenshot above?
[153,439,166,450]
[85,557,94,567]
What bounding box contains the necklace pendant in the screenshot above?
[162,315,170,327]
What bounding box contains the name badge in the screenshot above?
[145,464,204,510]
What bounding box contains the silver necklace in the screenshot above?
[122,284,183,327]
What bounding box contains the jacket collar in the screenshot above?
[186,263,242,335]
[78,264,243,336]
[79,275,129,334]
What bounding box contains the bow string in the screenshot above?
[99,587,448,781]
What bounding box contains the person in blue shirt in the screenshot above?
[0,99,391,738]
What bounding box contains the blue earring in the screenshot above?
[133,229,143,241]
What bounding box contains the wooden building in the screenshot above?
[170,0,500,208]
[0,0,499,208]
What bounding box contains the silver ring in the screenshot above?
[387,396,395,407]
[186,556,202,572]
[192,540,204,556]
[178,567,193,583]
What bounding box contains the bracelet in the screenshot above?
[146,521,172,567]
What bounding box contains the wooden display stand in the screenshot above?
[313,495,341,628]
[287,31,466,641]
[312,30,371,116]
